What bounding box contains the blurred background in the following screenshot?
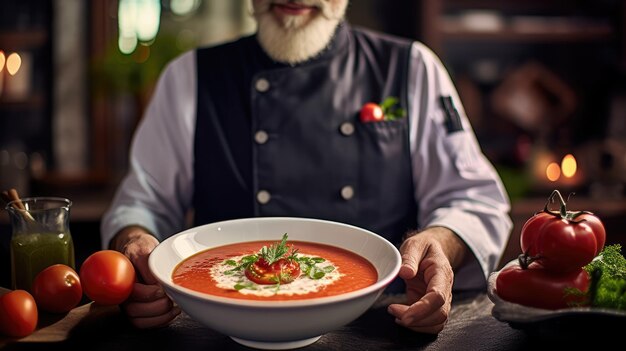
[1,0,625,287]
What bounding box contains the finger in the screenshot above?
[123,296,174,318]
[388,299,448,327]
[387,290,446,324]
[129,282,166,302]
[387,303,408,319]
[403,263,451,320]
[398,239,425,280]
[387,301,448,336]
[404,322,446,335]
[398,255,417,279]
[388,258,451,321]
[128,306,182,329]
[133,253,158,285]
[401,312,447,329]
[392,309,446,333]
[122,236,159,285]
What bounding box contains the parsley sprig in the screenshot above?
[223,233,296,275]
[259,233,297,265]
[223,254,258,275]
[296,256,335,279]
[220,233,337,293]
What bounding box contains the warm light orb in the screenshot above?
[546,162,561,182]
[6,52,21,75]
[0,51,5,72]
[561,154,577,178]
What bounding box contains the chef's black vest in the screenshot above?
[194,23,418,250]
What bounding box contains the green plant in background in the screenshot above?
[91,33,194,98]
[495,165,531,202]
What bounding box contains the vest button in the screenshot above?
[257,190,271,204]
[255,78,270,92]
[254,130,269,144]
[339,122,354,136]
[340,185,354,200]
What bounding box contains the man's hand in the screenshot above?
[387,226,468,334]
[111,226,181,328]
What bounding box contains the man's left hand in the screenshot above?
[387,227,467,334]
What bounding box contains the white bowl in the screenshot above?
[149,217,401,350]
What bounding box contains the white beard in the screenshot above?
[253,0,347,65]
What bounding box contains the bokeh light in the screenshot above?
[118,0,161,54]
[6,52,22,75]
[546,162,561,182]
[0,51,5,72]
[561,154,577,178]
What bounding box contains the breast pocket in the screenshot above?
[358,119,408,158]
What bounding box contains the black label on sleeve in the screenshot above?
[439,96,463,134]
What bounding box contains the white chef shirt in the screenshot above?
[101,41,512,291]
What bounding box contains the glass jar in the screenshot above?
[6,197,75,292]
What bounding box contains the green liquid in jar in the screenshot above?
[10,232,75,292]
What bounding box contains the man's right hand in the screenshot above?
[110,226,181,328]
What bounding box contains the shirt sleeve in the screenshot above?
[407,42,513,290]
[99,51,197,249]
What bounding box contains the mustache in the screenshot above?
[252,0,342,20]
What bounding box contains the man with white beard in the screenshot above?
[101,0,512,334]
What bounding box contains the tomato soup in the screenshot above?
[172,240,378,300]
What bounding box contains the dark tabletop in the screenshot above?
[0,293,588,351]
[1,290,616,351]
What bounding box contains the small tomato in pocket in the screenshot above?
[360,102,384,123]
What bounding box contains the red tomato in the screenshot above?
[0,290,38,338]
[245,258,301,285]
[496,263,590,310]
[519,211,552,254]
[519,191,605,273]
[32,264,83,313]
[577,212,606,256]
[359,102,384,123]
[533,218,599,271]
[79,250,136,305]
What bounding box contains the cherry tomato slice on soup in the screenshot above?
[245,258,301,285]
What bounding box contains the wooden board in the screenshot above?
[0,287,120,346]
